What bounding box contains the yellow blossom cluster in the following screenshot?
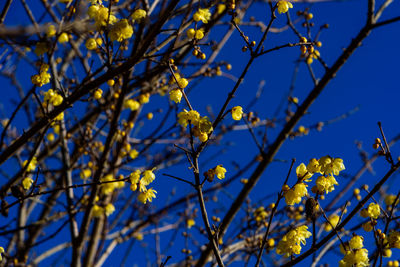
[109,19,134,42]
[307,49,321,65]
[187,28,205,40]
[100,174,125,195]
[120,143,139,159]
[339,235,369,267]
[88,4,117,27]
[311,156,345,195]
[284,156,344,206]
[31,64,51,87]
[43,89,63,107]
[169,74,189,104]
[93,201,116,218]
[360,202,381,219]
[254,206,268,222]
[178,109,213,142]
[283,182,308,206]
[129,169,157,204]
[276,225,312,257]
[123,99,140,111]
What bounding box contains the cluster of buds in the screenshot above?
[192,46,206,60]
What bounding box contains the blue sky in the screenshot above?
[0,0,399,266]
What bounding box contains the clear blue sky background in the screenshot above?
[1,0,399,266]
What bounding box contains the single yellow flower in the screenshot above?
[132,9,147,22]
[86,38,97,50]
[58,32,69,43]
[277,1,293,14]
[169,89,183,103]
[231,106,243,121]
[193,8,211,24]
[22,177,34,190]
[214,165,227,179]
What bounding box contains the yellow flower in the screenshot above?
[139,93,150,104]
[193,8,211,24]
[142,168,156,185]
[89,5,118,27]
[177,77,189,89]
[318,156,345,176]
[129,149,139,159]
[109,19,133,42]
[387,231,400,249]
[134,233,144,240]
[383,249,392,258]
[104,203,115,216]
[94,88,103,99]
[217,4,226,14]
[314,175,338,194]
[44,89,63,106]
[169,89,183,103]
[177,109,200,128]
[187,28,196,39]
[55,112,64,121]
[132,9,146,22]
[277,1,293,14]
[187,218,195,228]
[349,235,364,250]
[324,214,340,231]
[197,116,213,134]
[0,246,4,261]
[198,132,208,142]
[130,170,141,184]
[284,182,307,206]
[306,158,321,174]
[341,248,369,267]
[58,32,69,43]
[100,174,119,195]
[46,24,56,37]
[254,206,268,222]
[231,106,243,121]
[80,169,92,179]
[138,188,157,204]
[195,29,205,40]
[86,38,98,50]
[31,65,51,87]
[23,157,37,172]
[22,177,34,190]
[296,163,312,181]
[92,205,103,217]
[123,99,140,111]
[385,194,399,206]
[367,202,380,219]
[276,225,311,257]
[214,165,226,180]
